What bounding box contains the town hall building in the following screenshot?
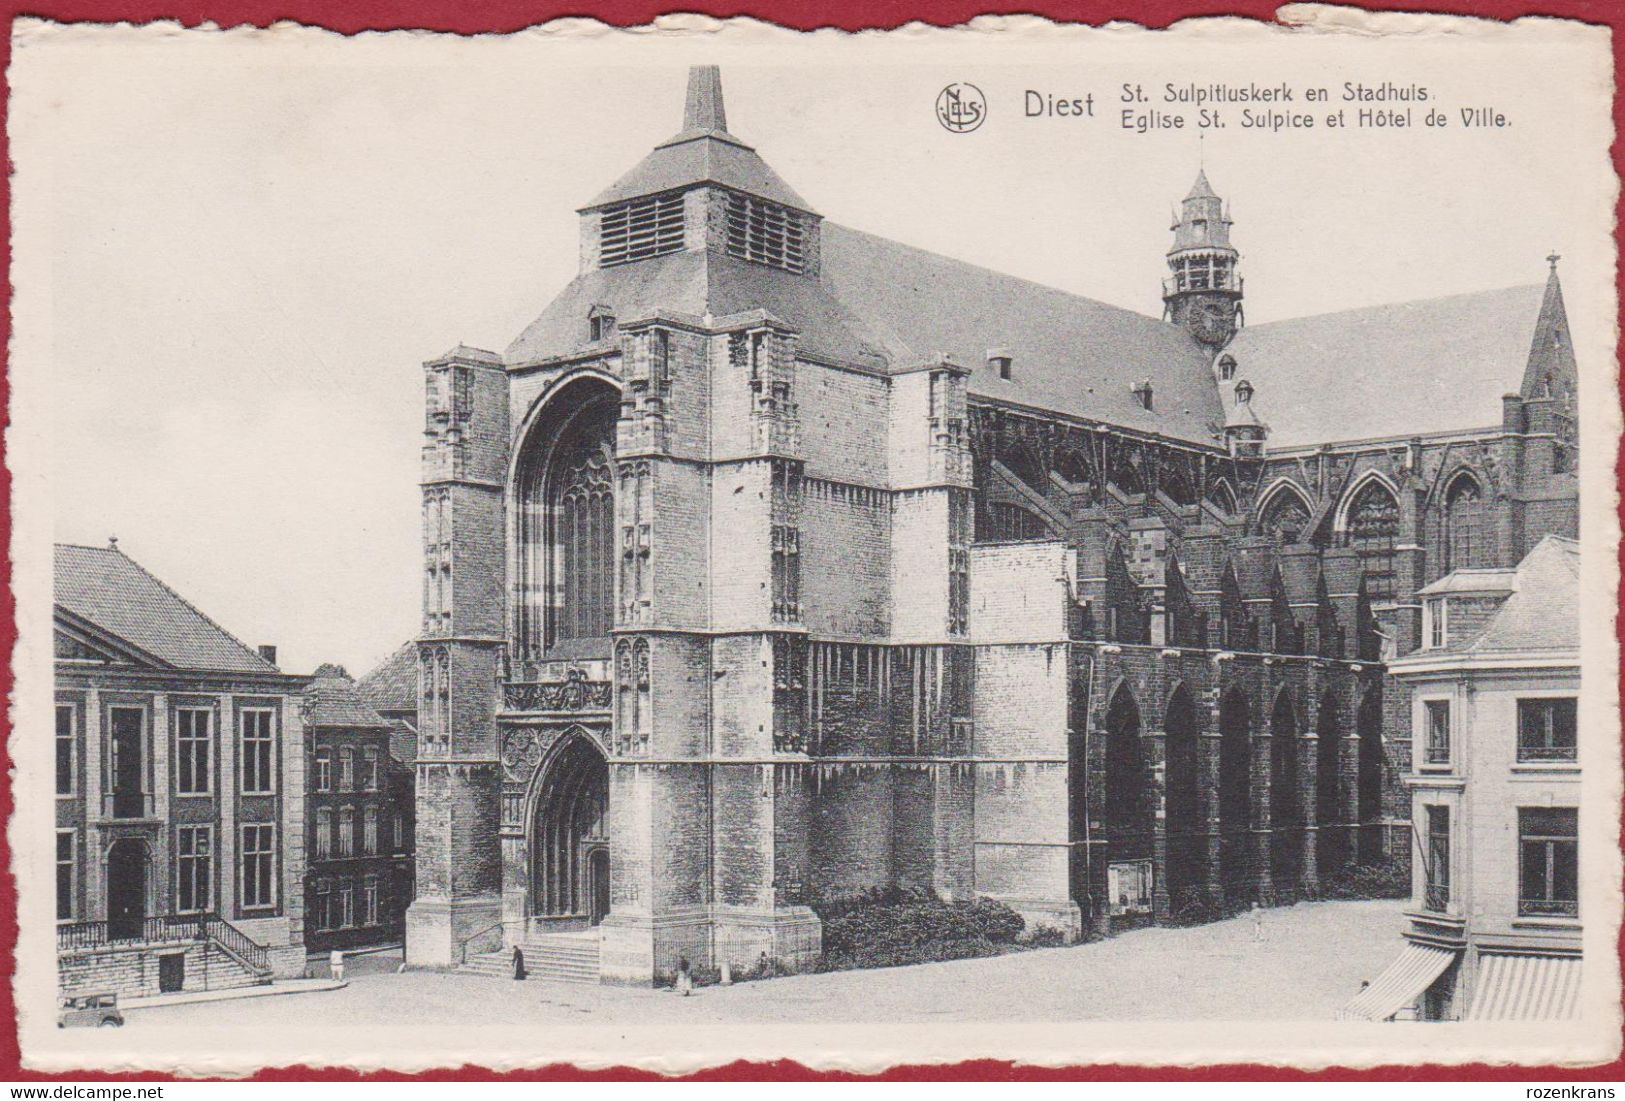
[401,67,1579,984]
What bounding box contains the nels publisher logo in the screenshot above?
[936,83,986,133]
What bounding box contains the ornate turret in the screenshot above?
[1164,169,1243,347]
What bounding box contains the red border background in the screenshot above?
[2,0,1622,1082]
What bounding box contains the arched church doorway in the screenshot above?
[1103,686,1154,921]
[106,839,148,940]
[530,733,610,925]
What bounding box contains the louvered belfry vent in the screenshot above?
[725,193,805,273]
[600,193,687,267]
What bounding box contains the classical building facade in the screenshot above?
[304,664,416,953]
[1342,535,1580,1022]
[403,68,1580,983]
[54,542,310,997]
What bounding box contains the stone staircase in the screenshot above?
[460,929,601,985]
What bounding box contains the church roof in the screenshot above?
[581,67,812,213]
[54,543,280,675]
[1224,282,1547,447]
[818,225,1225,444]
[1185,169,1218,201]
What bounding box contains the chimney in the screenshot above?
[257,644,278,667]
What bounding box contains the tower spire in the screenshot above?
[684,65,728,133]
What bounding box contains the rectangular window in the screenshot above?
[312,880,331,931]
[364,806,378,855]
[393,811,405,851]
[598,193,686,267]
[339,880,355,928]
[1424,805,1450,912]
[1518,698,1578,762]
[1426,597,1448,649]
[339,748,355,792]
[176,825,212,914]
[240,708,276,795]
[724,193,806,273]
[1519,807,1578,917]
[314,807,332,859]
[56,830,75,921]
[1423,700,1451,765]
[314,750,332,793]
[338,806,355,857]
[240,824,276,911]
[175,708,213,795]
[56,705,75,796]
[363,748,379,791]
[362,877,379,926]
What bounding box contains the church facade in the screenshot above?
[402,67,1579,983]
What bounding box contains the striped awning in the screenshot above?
[1338,943,1459,1021]
[1466,953,1581,1020]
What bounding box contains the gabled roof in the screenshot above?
[386,718,418,768]
[1225,283,1547,447]
[358,641,419,714]
[309,664,390,728]
[54,543,279,675]
[1455,535,1579,654]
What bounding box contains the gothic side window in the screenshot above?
[1260,488,1311,546]
[1344,481,1400,602]
[555,421,615,643]
[1442,473,1484,574]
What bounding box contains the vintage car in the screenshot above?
[58,991,124,1028]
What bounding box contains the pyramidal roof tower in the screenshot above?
[580,66,813,214]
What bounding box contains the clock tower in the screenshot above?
[1163,169,1243,348]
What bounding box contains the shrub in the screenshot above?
[808,890,1029,973]
[1323,859,1408,900]
[1023,924,1069,947]
[1164,891,1230,927]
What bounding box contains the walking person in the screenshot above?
[513,946,527,981]
[674,957,694,997]
[1250,902,1264,943]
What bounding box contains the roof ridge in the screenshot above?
[106,547,277,673]
[825,221,1171,326]
[1245,282,1547,330]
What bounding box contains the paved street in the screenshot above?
[127,899,1405,1026]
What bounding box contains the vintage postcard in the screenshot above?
[8,4,1620,1075]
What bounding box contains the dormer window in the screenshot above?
[725,193,806,273]
[1217,353,1237,381]
[1425,596,1448,649]
[1132,380,1154,411]
[599,193,686,267]
[589,306,617,344]
[987,348,1013,380]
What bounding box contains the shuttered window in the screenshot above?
[599,194,686,266]
[725,193,805,273]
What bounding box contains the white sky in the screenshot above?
[13,16,1614,676]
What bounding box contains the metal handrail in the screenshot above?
[456,920,507,966]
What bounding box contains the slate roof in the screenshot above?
[1225,284,1547,447]
[1454,535,1579,655]
[358,641,419,714]
[386,718,418,768]
[308,664,390,729]
[54,543,279,675]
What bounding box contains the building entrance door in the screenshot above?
[587,847,610,926]
[107,840,147,940]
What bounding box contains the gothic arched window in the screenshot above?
[515,386,619,659]
[1344,480,1400,602]
[1260,487,1311,546]
[1442,473,1485,574]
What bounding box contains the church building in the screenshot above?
[403,67,1579,983]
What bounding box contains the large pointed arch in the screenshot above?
[1103,683,1155,920]
[1315,688,1348,879]
[1337,472,1402,603]
[1440,468,1487,575]
[1256,478,1315,546]
[1217,688,1253,904]
[1163,683,1205,909]
[526,728,610,923]
[1269,688,1303,895]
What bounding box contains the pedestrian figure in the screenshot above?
[329,948,345,983]
[758,950,775,979]
[674,956,694,997]
[1250,902,1263,943]
[513,946,527,981]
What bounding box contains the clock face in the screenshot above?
[1192,300,1233,344]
